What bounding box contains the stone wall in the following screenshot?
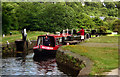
[56,46,93,76]
[2,40,36,58]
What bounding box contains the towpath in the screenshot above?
[79,42,118,48]
[104,68,118,75]
[79,42,118,76]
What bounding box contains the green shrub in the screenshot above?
[98,26,107,33]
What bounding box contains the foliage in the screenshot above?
[103,16,117,30]
[104,2,115,9]
[98,26,107,33]
[76,13,96,29]
[2,2,118,34]
[111,19,120,33]
[92,17,103,29]
[85,2,103,8]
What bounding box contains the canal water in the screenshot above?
[2,53,67,75]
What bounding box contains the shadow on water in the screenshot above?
[33,51,79,77]
[33,51,56,62]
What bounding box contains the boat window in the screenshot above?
[43,36,55,47]
[56,38,59,45]
[56,37,62,45]
[37,37,43,45]
[59,37,62,42]
[68,31,71,34]
[65,30,71,35]
[64,37,67,40]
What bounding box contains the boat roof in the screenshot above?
[38,34,71,38]
[38,34,63,38]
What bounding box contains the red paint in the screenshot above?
[40,45,59,50]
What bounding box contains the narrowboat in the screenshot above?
[33,34,69,55]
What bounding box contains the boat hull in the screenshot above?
[33,48,57,61]
[33,48,56,56]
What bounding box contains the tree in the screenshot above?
[2,2,118,34]
[85,2,103,8]
[114,2,120,9]
[111,19,120,33]
[103,16,117,30]
[92,17,103,27]
[104,2,115,9]
[2,3,15,34]
[40,3,76,32]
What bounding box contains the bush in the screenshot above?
[112,19,120,33]
[98,26,107,33]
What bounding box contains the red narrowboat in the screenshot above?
[33,34,70,55]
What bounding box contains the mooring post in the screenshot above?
[22,29,27,41]
[22,29,27,59]
[7,41,9,48]
[15,29,27,57]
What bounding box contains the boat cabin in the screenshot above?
[33,34,66,55]
[37,35,63,47]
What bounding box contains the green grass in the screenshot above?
[106,30,113,33]
[10,31,21,35]
[2,31,50,44]
[85,36,118,43]
[62,36,118,75]
[62,45,118,75]
[113,34,120,36]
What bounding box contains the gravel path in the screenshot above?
[103,68,119,76]
[106,68,118,75]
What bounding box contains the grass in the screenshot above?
[85,36,118,43]
[106,30,113,33]
[62,45,118,75]
[2,31,51,44]
[62,36,118,75]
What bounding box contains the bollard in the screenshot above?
[89,34,91,38]
[10,32,12,35]
[67,43,70,45]
[22,29,27,41]
[3,34,5,37]
[28,39,32,45]
[86,33,89,39]
[7,41,9,48]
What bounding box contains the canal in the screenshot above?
[2,53,67,75]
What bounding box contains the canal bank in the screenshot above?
[2,40,93,76]
[2,40,36,58]
[56,46,93,76]
[2,36,118,76]
[56,36,118,76]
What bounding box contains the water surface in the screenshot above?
[2,53,66,75]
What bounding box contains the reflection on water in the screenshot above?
[2,53,66,75]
